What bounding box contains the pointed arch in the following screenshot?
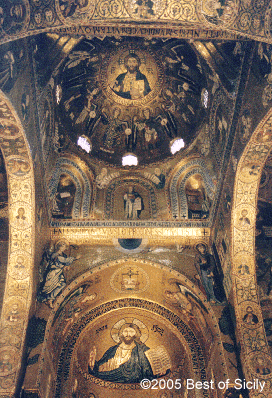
[0,91,35,397]
[231,108,272,397]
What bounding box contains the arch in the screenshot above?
[48,156,94,219]
[49,167,81,218]
[0,91,35,397]
[169,159,215,219]
[231,108,272,397]
[49,164,83,219]
[178,167,215,219]
[0,2,271,45]
[56,299,206,397]
[35,258,227,397]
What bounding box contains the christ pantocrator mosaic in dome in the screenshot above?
[55,37,208,165]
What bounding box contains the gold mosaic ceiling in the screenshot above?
[54,37,208,165]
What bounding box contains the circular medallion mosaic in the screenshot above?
[200,0,238,27]
[110,265,149,293]
[55,0,96,23]
[100,44,164,107]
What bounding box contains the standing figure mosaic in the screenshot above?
[194,243,222,304]
[38,240,80,308]
[123,186,144,219]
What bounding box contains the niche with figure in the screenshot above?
[107,180,156,220]
[52,174,76,219]
[185,174,211,220]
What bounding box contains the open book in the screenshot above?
[145,345,171,376]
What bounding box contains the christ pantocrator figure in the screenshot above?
[112,53,151,100]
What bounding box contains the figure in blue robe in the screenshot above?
[88,323,169,383]
[38,241,79,308]
[195,243,224,304]
[89,341,154,383]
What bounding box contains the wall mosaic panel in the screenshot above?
[178,167,215,220]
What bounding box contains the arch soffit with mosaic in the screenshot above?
[0,90,35,397]
[0,1,271,45]
[231,108,272,397]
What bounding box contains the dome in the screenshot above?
[55,37,208,165]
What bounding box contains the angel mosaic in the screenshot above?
[164,282,213,343]
[101,108,131,150]
[38,240,80,308]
